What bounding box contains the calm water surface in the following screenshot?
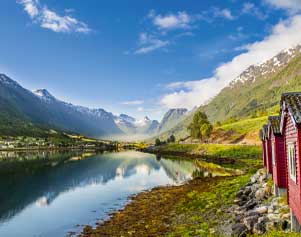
[0,150,201,237]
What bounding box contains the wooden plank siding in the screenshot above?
[271,133,287,188]
[284,114,301,223]
[262,140,267,167]
[266,138,273,175]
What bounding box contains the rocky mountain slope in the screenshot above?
[157,108,188,134]
[203,45,301,123]
[155,45,301,141]
[0,74,122,138]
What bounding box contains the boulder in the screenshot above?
[244,200,257,210]
[281,220,290,230]
[243,215,259,231]
[265,221,275,231]
[231,223,248,237]
[241,194,249,201]
[267,213,281,221]
[244,186,252,196]
[254,206,268,214]
[253,222,266,234]
[281,213,290,220]
[245,210,260,217]
[254,189,266,201]
[251,183,259,192]
[258,216,269,224]
[262,183,272,196]
[236,190,244,198]
[250,174,259,184]
[258,170,268,183]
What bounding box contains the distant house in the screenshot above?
[268,116,287,196]
[263,124,273,175]
[280,92,301,231]
[260,128,267,168]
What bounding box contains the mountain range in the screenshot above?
[0,74,123,137]
[2,45,300,141]
[0,74,188,139]
[114,114,159,135]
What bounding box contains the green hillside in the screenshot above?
[202,54,301,123]
[153,51,301,143]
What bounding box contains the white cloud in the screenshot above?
[19,0,39,18]
[134,32,169,54]
[17,0,91,33]
[265,0,301,13]
[213,8,235,20]
[161,15,301,109]
[242,2,267,20]
[121,100,144,105]
[150,11,192,30]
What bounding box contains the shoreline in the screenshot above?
[79,145,261,237]
[0,147,118,152]
[80,176,228,237]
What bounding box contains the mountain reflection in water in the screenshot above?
[0,151,201,237]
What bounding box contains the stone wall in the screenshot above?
[231,169,290,236]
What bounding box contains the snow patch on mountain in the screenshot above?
[230,45,301,87]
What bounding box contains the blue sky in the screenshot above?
[1,0,301,120]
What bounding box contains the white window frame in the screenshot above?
[288,143,297,183]
[272,141,276,166]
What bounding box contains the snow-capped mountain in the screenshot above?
[34,89,57,102]
[230,45,301,87]
[114,114,159,135]
[153,45,301,140]
[199,44,301,123]
[0,74,123,138]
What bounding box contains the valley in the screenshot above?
[1,9,301,235]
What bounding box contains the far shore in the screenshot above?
[0,146,118,153]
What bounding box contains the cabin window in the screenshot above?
[272,142,276,166]
[288,143,297,182]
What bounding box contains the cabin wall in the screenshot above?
[266,139,273,174]
[262,140,267,167]
[285,114,301,223]
[272,134,286,188]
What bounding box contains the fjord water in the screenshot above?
[0,151,200,237]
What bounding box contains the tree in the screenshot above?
[155,138,161,146]
[200,123,213,141]
[167,135,176,143]
[188,111,213,140]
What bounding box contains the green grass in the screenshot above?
[157,143,262,159]
[169,175,252,236]
[219,116,269,134]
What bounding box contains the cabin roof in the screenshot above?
[281,92,301,125]
[268,116,281,135]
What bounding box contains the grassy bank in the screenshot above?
[149,143,262,159]
[81,175,253,237]
[169,174,251,236]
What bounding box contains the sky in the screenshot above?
[1,0,301,120]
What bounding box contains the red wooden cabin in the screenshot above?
[263,124,273,175]
[268,116,287,196]
[260,128,267,168]
[280,92,301,231]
